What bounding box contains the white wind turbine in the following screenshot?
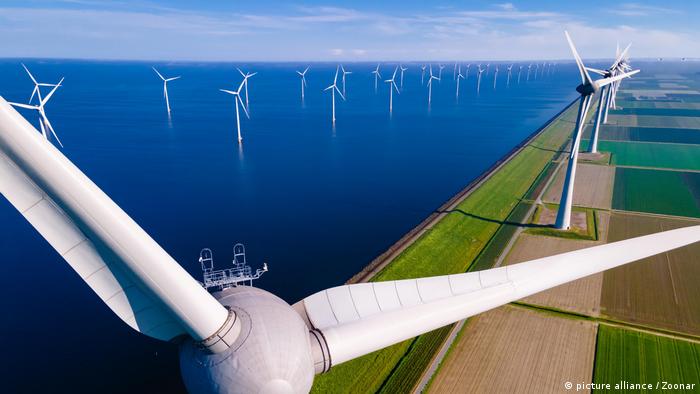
[371,64,382,93]
[518,65,524,84]
[420,65,427,85]
[534,63,540,79]
[296,66,310,100]
[9,77,65,147]
[21,64,59,105]
[237,68,258,109]
[493,65,499,89]
[485,63,490,76]
[527,64,532,81]
[427,65,440,105]
[555,31,639,230]
[456,65,465,100]
[438,64,445,81]
[476,64,485,94]
[152,67,181,114]
[220,78,250,145]
[384,67,400,113]
[506,64,513,87]
[453,62,458,80]
[465,64,471,81]
[2,93,698,394]
[324,66,345,123]
[399,65,408,89]
[340,65,352,97]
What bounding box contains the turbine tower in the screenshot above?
[237,68,258,109]
[420,65,427,85]
[506,64,513,87]
[493,65,499,89]
[296,66,309,100]
[152,67,181,114]
[517,65,524,84]
[456,65,465,100]
[340,65,352,97]
[9,77,64,147]
[464,64,471,81]
[555,31,639,230]
[220,78,250,144]
[453,62,458,80]
[527,63,532,81]
[372,64,382,93]
[384,67,400,113]
[399,65,408,90]
[324,66,345,123]
[438,64,445,81]
[0,97,698,393]
[476,64,485,95]
[427,65,440,105]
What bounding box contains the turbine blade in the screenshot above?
[22,63,38,85]
[220,89,237,95]
[237,96,250,119]
[237,68,246,77]
[596,69,640,88]
[564,31,592,85]
[585,67,607,76]
[41,78,64,105]
[8,102,39,110]
[611,43,632,70]
[42,114,64,148]
[335,86,345,101]
[152,67,165,81]
[166,76,181,81]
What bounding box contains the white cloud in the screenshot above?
[608,3,680,17]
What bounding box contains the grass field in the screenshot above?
[428,306,597,393]
[601,213,700,336]
[310,97,579,394]
[611,167,700,218]
[582,125,700,145]
[594,325,700,392]
[594,140,700,171]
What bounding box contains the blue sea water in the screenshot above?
[0,59,581,392]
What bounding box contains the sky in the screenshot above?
[1,1,698,61]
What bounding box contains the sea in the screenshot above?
[0,59,581,392]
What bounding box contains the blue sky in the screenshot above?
[2,1,698,61]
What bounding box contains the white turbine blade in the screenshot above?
[8,102,39,110]
[237,96,250,119]
[152,67,166,81]
[41,114,64,148]
[297,71,303,76]
[596,69,640,88]
[334,66,339,84]
[29,86,37,104]
[22,63,38,85]
[324,85,334,91]
[0,97,236,352]
[220,89,237,95]
[610,43,632,70]
[166,76,181,82]
[304,66,310,74]
[335,86,345,101]
[392,81,400,94]
[248,72,258,77]
[41,78,64,106]
[237,68,246,77]
[585,67,607,76]
[564,31,593,85]
[295,225,700,367]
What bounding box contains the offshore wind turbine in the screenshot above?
[453,62,458,80]
[152,67,181,114]
[476,64,485,95]
[399,65,408,89]
[420,65,427,85]
[438,64,445,81]
[555,31,639,230]
[534,63,540,79]
[220,78,250,145]
[324,66,345,124]
[518,65,524,84]
[1,95,698,393]
[8,77,64,147]
[527,64,532,81]
[485,63,490,76]
[21,64,59,105]
[456,65,465,100]
[340,65,352,97]
[493,65,499,89]
[506,65,513,87]
[427,65,440,105]
[237,68,258,109]
[296,66,309,100]
[372,64,382,93]
[384,67,400,114]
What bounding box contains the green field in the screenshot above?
[582,125,700,145]
[593,141,700,171]
[610,107,700,117]
[612,167,700,218]
[310,99,580,393]
[594,325,700,392]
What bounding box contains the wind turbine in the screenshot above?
[485,63,490,76]
[506,65,513,87]
[9,77,64,147]
[420,65,427,85]
[324,66,345,123]
[456,65,465,100]
[453,62,458,80]
[340,65,352,97]
[427,65,440,105]
[21,64,59,105]
[465,64,471,81]
[518,65,524,84]
[527,64,532,81]
[385,67,400,113]
[237,68,258,109]
[476,64,485,95]
[399,65,408,89]
[438,64,445,81]
[493,65,499,89]
[585,43,634,153]
[220,78,250,145]
[372,64,382,93]
[555,31,639,230]
[1,95,698,394]
[152,67,181,114]
[534,63,540,79]
[296,66,309,100]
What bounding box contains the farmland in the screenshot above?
[594,325,700,391]
[582,125,700,145]
[607,114,700,128]
[599,140,700,171]
[611,167,700,218]
[610,107,700,117]
[543,163,615,209]
[601,213,700,336]
[428,306,597,393]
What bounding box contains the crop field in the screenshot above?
[615,101,700,109]
[544,163,615,209]
[504,229,606,316]
[601,213,700,336]
[428,306,598,393]
[610,107,700,117]
[594,325,700,391]
[607,114,700,128]
[597,140,700,171]
[310,90,580,394]
[612,167,700,218]
[582,125,700,145]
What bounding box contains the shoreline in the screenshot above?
[347,98,577,284]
